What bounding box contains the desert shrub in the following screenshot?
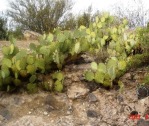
[7,0,73,34]
[8,27,24,40]
[0,16,8,40]
[136,24,149,53]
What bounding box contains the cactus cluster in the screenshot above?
[83,13,141,88]
[85,58,127,87]
[41,71,64,92]
[0,13,142,92]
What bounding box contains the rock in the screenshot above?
[0,106,12,120]
[43,111,48,116]
[144,108,149,117]
[87,110,98,118]
[45,94,65,111]
[135,97,149,116]
[0,115,4,124]
[67,83,89,99]
[137,119,149,126]
[130,110,138,115]
[124,73,132,80]
[139,97,149,106]
[66,105,73,115]
[55,116,74,126]
[28,111,32,114]
[137,85,149,99]
[6,115,51,126]
[13,96,25,105]
[117,95,124,103]
[23,30,41,40]
[73,76,80,82]
[88,93,98,102]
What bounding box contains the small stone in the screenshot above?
[66,105,73,115]
[0,108,11,120]
[28,111,32,114]
[0,115,4,121]
[72,75,79,82]
[88,93,98,102]
[130,111,138,115]
[117,95,124,103]
[137,85,149,99]
[67,83,89,99]
[87,110,98,118]
[137,119,149,126]
[124,73,133,80]
[45,94,65,111]
[43,111,48,116]
[67,74,71,78]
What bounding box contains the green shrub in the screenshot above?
[0,16,8,40]
[136,25,149,53]
[8,27,24,40]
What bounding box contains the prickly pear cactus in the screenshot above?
[0,13,140,92]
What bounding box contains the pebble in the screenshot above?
[43,111,48,116]
[87,110,98,118]
[137,119,149,126]
[88,93,98,102]
[0,108,12,120]
[117,95,124,103]
[28,111,32,114]
[67,83,89,99]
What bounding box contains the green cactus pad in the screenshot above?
[13,79,22,86]
[74,42,80,53]
[103,79,112,87]
[107,58,118,69]
[91,62,98,71]
[16,58,27,70]
[11,46,19,57]
[27,83,38,93]
[118,60,127,70]
[10,44,15,54]
[26,65,36,74]
[2,58,12,68]
[52,71,64,81]
[107,66,116,80]
[43,79,54,91]
[35,58,45,71]
[84,71,94,81]
[97,63,106,73]
[57,33,66,42]
[80,40,90,52]
[15,50,27,60]
[27,55,35,65]
[94,71,105,83]
[39,46,50,55]
[29,75,37,83]
[54,80,63,92]
[29,43,37,51]
[2,46,10,56]
[1,68,10,79]
[19,70,28,78]
[3,77,12,85]
[47,33,54,42]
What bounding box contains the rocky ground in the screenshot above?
[0,41,149,126]
[0,63,149,126]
